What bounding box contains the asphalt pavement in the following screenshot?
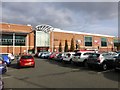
[2,58,120,89]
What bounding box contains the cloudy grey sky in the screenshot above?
[1,0,118,36]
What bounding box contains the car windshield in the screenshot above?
[93,54,100,58]
[102,53,110,56]
[58,53,62,56]
[21,56,33,59]
[2,54,8,56]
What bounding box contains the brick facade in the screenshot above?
[0,23,34,55]
[49,30,115,52]
[0,23,115,54]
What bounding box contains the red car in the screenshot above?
[49,52,59,59]
[17,55,35,68]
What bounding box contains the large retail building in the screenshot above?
[0,23,34,55]
[0,23,117,54]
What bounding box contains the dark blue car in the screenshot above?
[0,54,11,66]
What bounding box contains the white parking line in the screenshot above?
[72,69,80,71]
[7,69,17,72]
[97,69,114,74]
[2,76,13,79]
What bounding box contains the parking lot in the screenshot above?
[2,58,120,89]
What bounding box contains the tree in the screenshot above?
[70,38,74,51]
[59,41,62,52]
[64,40,68,52]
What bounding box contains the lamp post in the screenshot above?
[26,35,29,54]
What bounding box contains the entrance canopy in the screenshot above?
[35,24,54,33]
[35,24,54,52]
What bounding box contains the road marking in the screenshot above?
[97,69,114,74]
[2,76,13,79]
[71,69,80,71]
[7,69,17,72]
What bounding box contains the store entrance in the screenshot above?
[37,47,49,52]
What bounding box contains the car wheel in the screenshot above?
[0,80,4,90]
[62,60,66,64]
[71,60,75,65]
[32,65,35,68]
[7,64,10,67]
[69,59,72,64]
[17,66,21,69]
[114,67,119,72]
[88,64,93,68]
[17,63,21,69]
[2,70,6,74]
[102,63,107,71]
[84,61,88,67]
[4,66,8,73]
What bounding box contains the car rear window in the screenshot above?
[74,53,81,56]
[66,53,71,57]
[102,53,111,56]
[89,53,100,58]
[83,53,93,55]
[93,54,100,58]
[58,54,62,56]
[21,56,33,59]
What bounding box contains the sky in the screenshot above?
[1,0,119,36]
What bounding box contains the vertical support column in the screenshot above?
[13,33,15,55]
[35,31,37,53]
[26,34,29,54]
[52,29,54,52]
[112,40,114,51]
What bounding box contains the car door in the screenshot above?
[115,54,120,68]
[88,54,99,64]
[104,53,115,67]
[80,53,93,62]
[72,53,81,62]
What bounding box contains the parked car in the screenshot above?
[0,55,7,74]
[34,52,41,57]
[17,55,35,69]
[40,52,51,59]
[0,53,11,66]
[49,52,59,59]
[55,52,66,61]
[87,53,115,70]
[114,53,120,71]
[53,53,60,60]
[62,52,75,63]
[72,51,95,66]
[37,52,43,58]
[8,53,15,61]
